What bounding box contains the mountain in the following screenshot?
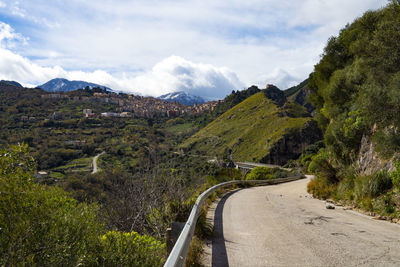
[38,78,112,92]
[0,80,22,87]
[181,89,321,165]
[158,91,206,106]
[283,78,314,113]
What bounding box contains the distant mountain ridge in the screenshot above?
[0,80,22,87]
[158,91,206,106]
[38,78,112,92]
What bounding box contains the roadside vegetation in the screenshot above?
[245,166,295,180]
[306,1,400,219]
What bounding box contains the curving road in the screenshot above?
[202,176,400,266]
[91,152,104,174]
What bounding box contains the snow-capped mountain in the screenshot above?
[38,78,113,92]
[158,91,206,106]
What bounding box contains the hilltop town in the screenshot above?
[41,90,222,119]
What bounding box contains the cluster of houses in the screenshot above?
[39,92,223,119]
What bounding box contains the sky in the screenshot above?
[0,0,386,100]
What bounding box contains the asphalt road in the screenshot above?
[91,152,104,174]
[202,176,400,266]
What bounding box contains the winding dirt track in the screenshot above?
[202,176,400,266]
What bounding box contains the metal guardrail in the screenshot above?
[163,175,304,267]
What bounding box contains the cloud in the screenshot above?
[0,1,386,97]
[0,22,28,48]
[0,26,243,99]
[129,56,244,99]
[255,68,301,90]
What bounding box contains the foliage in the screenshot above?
[182,92,312,162]
[307,2,400,210]
[284,78,309,97]
[185,236,204,267]
[307,149,337,183]
[281,101,310,118]
[354,171,392,200]
[245,166,292,180]
[307,176,337,200]
[0,144,103,266]
[390,161,400,189]
[98,231,165,267]
[0,144,169,266]
[295,141,325,171]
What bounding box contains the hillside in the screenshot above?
[305,2,400,218]
[181,90,321,164]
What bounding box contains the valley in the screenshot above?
[1,1,400,266]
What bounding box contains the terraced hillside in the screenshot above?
[181,91,321,164]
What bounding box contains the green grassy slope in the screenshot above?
[181,92,312,162]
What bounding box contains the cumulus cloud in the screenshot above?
[0,29,243,99]
[255,68,301,90]
[0,22,28,48]
[0,1,386,98]
[129,56,243,99]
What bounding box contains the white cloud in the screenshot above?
[0,1,6,8]
[0,22,28,48]
[0,41,243,99]
[128,56,244,99]
[0,1,387,97]
[255,68,301,90]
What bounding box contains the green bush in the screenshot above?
[307,176,336,199]
[0,144,103,266]
[246,167,274,180]
[0,144,167,266]
[390,161,400,189]
[246,166,291,180]
[98,231,166,267]
[354,171,392,200]
[308,149,337,183]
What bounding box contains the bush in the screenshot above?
[246,166,292,180]
[307,176,337,199]
[0,144,103,266]
[0,144,167,266]
[246,167,274,180]
[390,161,400,189]
[308,149,338,183]
[98,231,166,267]
[354,171,392,200]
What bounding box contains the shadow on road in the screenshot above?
[212,189,241,267]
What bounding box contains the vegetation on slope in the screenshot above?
[307,1,400,218]
[181,91,315,163]
[0,144,165,266]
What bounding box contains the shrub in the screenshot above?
[98,231,166,267]
[390,161,400,189]
[307,176,336,199]
[246,167,274,180]
[246,166,292,180]
[185,236,203,267]
[308,149,338,183]
[0,144,103,266]
[0,144,167,266]
[354,171,392,200]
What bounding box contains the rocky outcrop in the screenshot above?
[263,84,286,107]
[356,134,395,176]
[261,120,322,165]
[293,87,315,113]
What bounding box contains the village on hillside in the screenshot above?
[40,91,223,119]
